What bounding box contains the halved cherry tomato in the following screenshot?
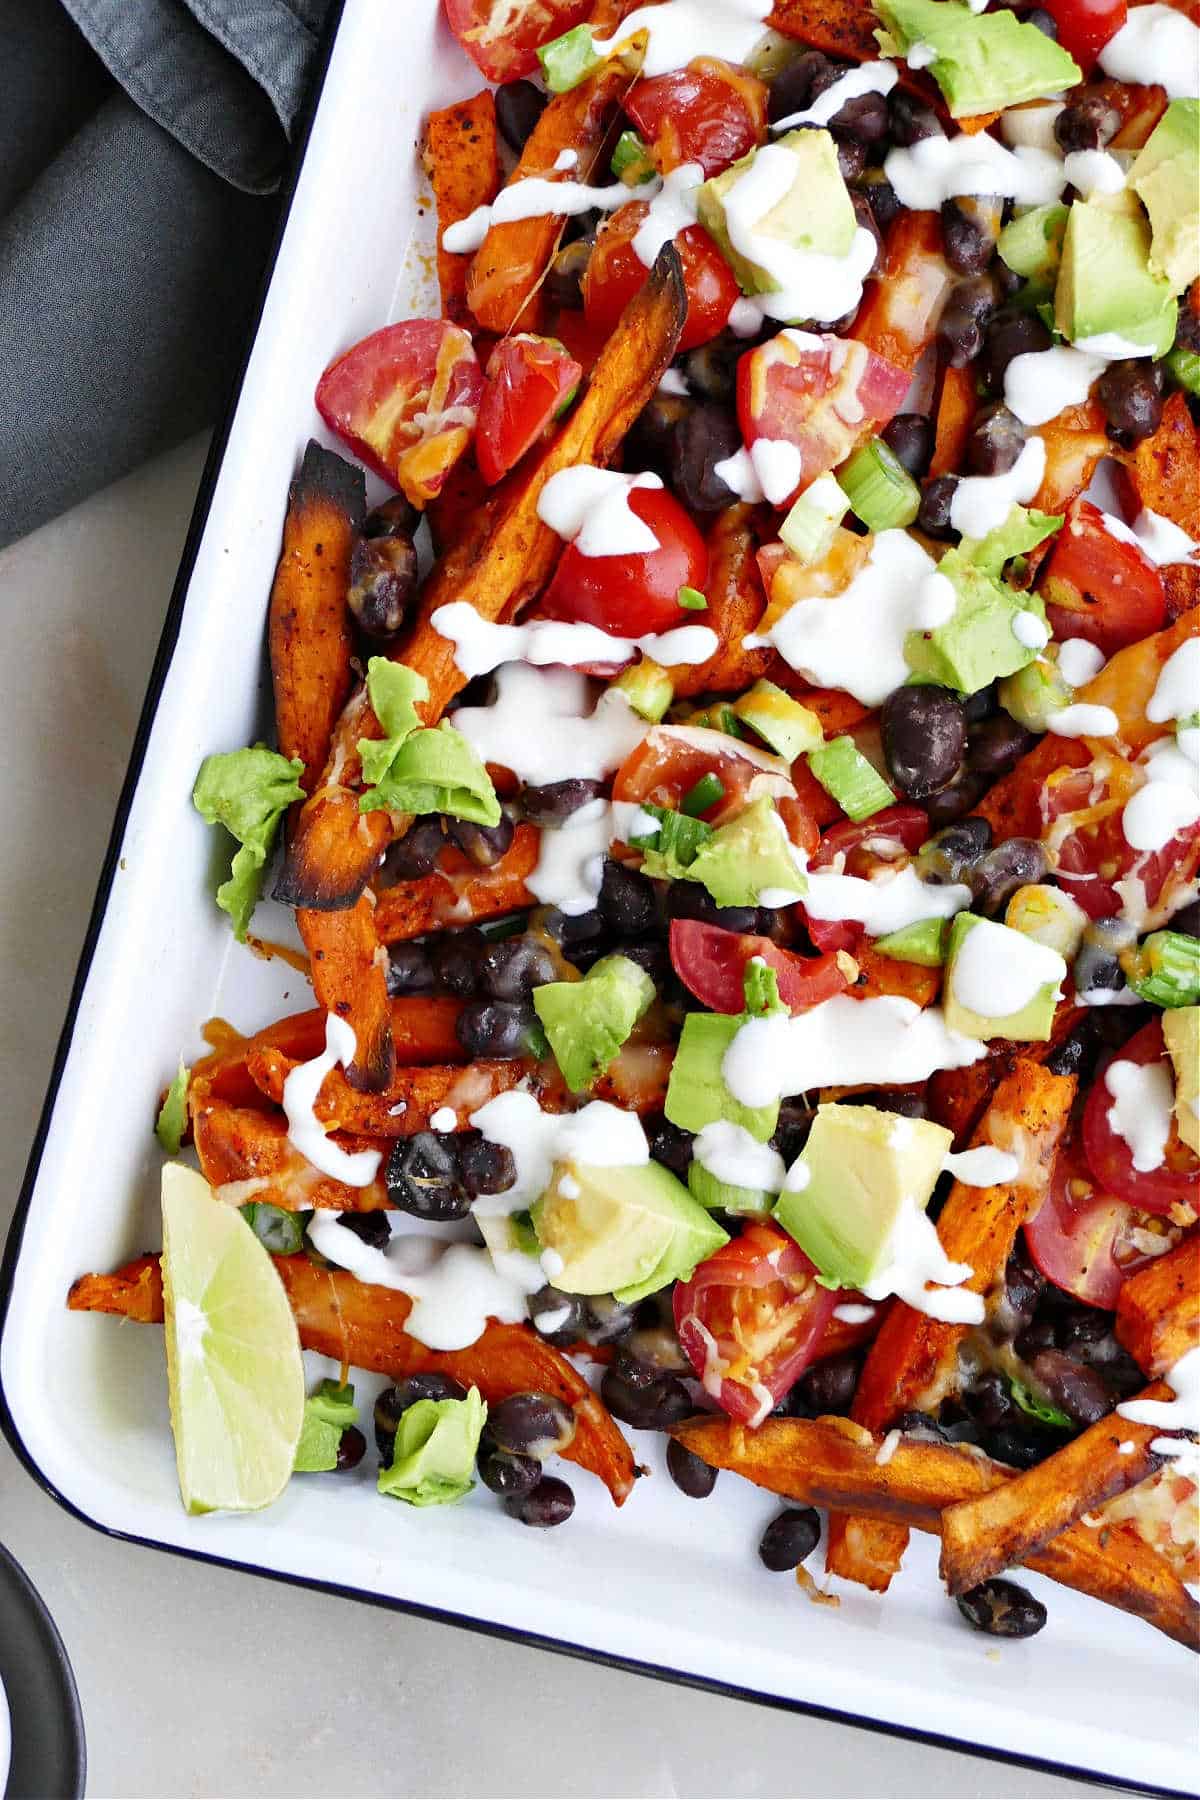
[441,0,593,83]
[737,331,910,506]
[625,57,768,176]
[540,489,708,637]
[583,209,740,354]
[1041,758,1200,923]
[803,805,930,952]
[1040,0,1126,68]
[668,919,850,1013]
[316,319,482,507]
[475,335,582,487]
[673,1222,843,1424]
[1040,499,1166,654]
[1082,1018,1200,1217]
[1025,1128,1152,1307]
[614,724,817,848]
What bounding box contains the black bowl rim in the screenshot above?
[0,1539,86,1799]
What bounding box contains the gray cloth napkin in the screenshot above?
[0,0,337,551]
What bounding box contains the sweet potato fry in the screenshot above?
[939,1382,1177,1594]
[671,1414,1200,1649]
[930,365,976,479]
[768,0,879,56]
[269,441,363,794]
[298,896,394,1092]
[852,211,953,375]
[245,1048,538,1139]
[1029,399,1109,575]
[192,1099,390,1212]
[1116,1237,1200,1377]
[667,505,775,698]
[972,732,1091,840]
[372,823,539,942]
[1071,607,1200,755]
[424,91,499,326]
[1122,392,1200,621]
[852,945,940,1008]
[68,1256,637,1504]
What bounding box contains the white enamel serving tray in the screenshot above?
[2,3,1196,1789]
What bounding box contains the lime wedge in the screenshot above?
[161,1163,304,1514]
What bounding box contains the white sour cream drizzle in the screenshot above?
[1045,702,1120,738]
[884,133,1065,212]
[432,600,718,677]
[722,995,985,1110]
[528,796,615,915]
[1122,735,1200,853]
[1013,609,1050,650]
[592,0,772,77]
[453,663,646,785]
[1148,640,1200,723]
[1100,510,1200,570]
[1004,347,1106,428]
[949,919,1066,1017]
[468,1091,650,1219]
[803,863,973,937]
[772,60,899,130]
[943,1146,1021,1185]
[1105,1056,1175,1172]
[1098,4,1200,100]
[950,436,1047,538]
[833,1301,877,1324]
[692,1120,787,1191]
[905,40,938,69]
[718,140,880,323]
[1058,637,1107,687]
[442,174,645,254]
[632,161,705,265]
[1062,148,1126,197]
[860,1201,985,1325]
[538,466,662,557]
[282,1016,381,1186]
[1116,1347,1200,1459]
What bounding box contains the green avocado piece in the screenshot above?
[943,912,1063,1042]
[773,1103,953,1288]
[1055,202,1178,355]
[960,504,1064,578]
[613,658,674,722]
[695,129,855,295]
[533,953,655,1094]
[377,1388,486,1506]
[294,1380,358,1474]
[532,1159,728,1301]
[732,680,824,761]
[904,554,1046,693]
[665,1011,781,1142]
[873,0,1080,117]
[998,646,1074,732]
[873,916,952,966]
[807,736,897,822]
[687,1160,775,1217]
[686,795,807,907]
[1129,100,1200,295]
[998,204,1069,287]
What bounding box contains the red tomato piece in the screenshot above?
[475,335,582,487]
[673,1222,842,1424]
[737,331,910,506]
[1082,1019,1200,1218]
[1040,499,1167,654]
[1040,0,1127,67]
[583,208,740,354]
[540,487,708,638]
[316,319,482,508]
[668,919,850,1013]
[613,724,813,838]
[441,0,593,82]
[803,805,929,951]
[1041,759,1200,923]
[625,57,768,176]
[1025,1128,1157,1307]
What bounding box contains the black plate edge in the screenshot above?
[0,1541,86,1800]
[0,9,1187,1795]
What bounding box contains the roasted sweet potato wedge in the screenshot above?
[1071,607,1200,755]
[372,822,539,942]
[851,211,954,375]
[245,1048,538,1139]
[666,505,775,699]
[1116,1237,1200,1377]
[424,91,500,326]
[1123,392,1200,622]
[930,365,976,479]
[299,895,395,1091]
[192,1099,390,1212]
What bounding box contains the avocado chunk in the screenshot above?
[666,1010,781,1141]
[998,203,1069,289]
[903,552,1046,693]
[696,129,855,295]
[687,1160,775,1217]
[732,680,824,760]
[1129,100,1200,294]
[943,912,1065,1042]
[807,736,897,821]
[874,0,1081,117]
[533,953,655,1094]
[686,795,807,907]
[1162,1006,1200,1155]
[532,1159,728,1302]
[1055,201,1178,355]
[998,644,1074,732]
[873,916,952,966]
[773,1103,953,1288]
[613,657,674,722]
[378,1387,487,1507]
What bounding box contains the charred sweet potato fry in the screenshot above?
[1072,607,1200,755]
[424,91,500,326]
[930,365,976,479]
[671,1414,1200,1649]
[192,1099,390,1212]
[1029,400,1109,572]
[69,1255,637,1503]
[298,896,395,1092]
[973,733,1091,840]
[852,946,940,1008]
[852,211,953,375]
[1116,1238,1200,1377]
[372,823,539,942]
[1122,393,1200,622]
[269,441,363,794]
[245,1048,538,1139]
[667,505,775,699]
[939,1382,1178,1594]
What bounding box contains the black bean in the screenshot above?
[337,1210,392,1250]
[430,926,488,996]
[834,89,891,143]
[665,1437,718,1497]
[1054,1305,1111,1350]
[385,941,435,997]
[941,195,1002,276]
[850,191,885,278]
[495,78,548,152]
[625,1321,691,1374]
[924,771,989,829]
[771,1095,816,1164]
[994,262,1023,301]
[963,681,998,724]
[968,712,1036,780]
[797,1353,860,1416]
[449,814,514,868]
[1098,358,1165,447]
[335,1425,367,1471]
[598,860,658,938]
[505,1474,575,1526]
[964,1372,1016,1430]
[543,905,610,965]
[967,402,1027,476]
[942,272,1001,365]
[385,1132,471,1221]
[767,50,832,123]
[479,1446,542,1498]
[881,413,933,480]
[583,1295,639,1345]
[625,391,689,480]
[381,816,450,882]
[1073,916,1137,997]
[759,1507,821,1571]
[527,1285,585,1346]
[363,494,420,539]
[995,1250,1045,1339]
[375,1375,467,1457]
[1016,1317,1059,1360]
[479,934,556,1001]
[520,777,605,826]
[917,816,993,884]
[985,1422,1058,1469]
[1171,896,1200,936]
[620,939,670,983]
[1029,1348,1112,1426]
[882,686,968,800]
[1043,1020,1094,1079]
[456,998,539,1060]
[347,535,417,640]
[860,170,902,235]
[1055,90,1121,153]
[980,308,1053,394]
[545,237,591,310]
[457,1129,516,1199]
[490,1392,578,1459]
[667,882,760,934]
[895,1410,949,1442]
[600,1357,692,1429]
[889,88,943,146]
[833,131,867,183]
[668,402,742,511]
[1176,310,1200,357]
[683,331,746,404]
[968,837,1048,915]
[917,473,959,539]
[1025,7,1058,34]
[647,1115,695,1180]
[957,1579,1047,1638]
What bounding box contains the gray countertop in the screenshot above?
[0,441,1097,1799]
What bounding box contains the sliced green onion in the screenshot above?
[611,129,657,186]
[807,736,896,822]
[1167,345,1200,399]
[628,803,713,867]
[241,1202,307,1256]
[538,24,600,91]
[685,701,743,737]
[1009,1376,1072,1432]
[779,474,848,564]
[1127,931,1200,1008]
[743,959,783,1017]
[838,439,920,532]
[682,773,726,816]
[677,584,708,611]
